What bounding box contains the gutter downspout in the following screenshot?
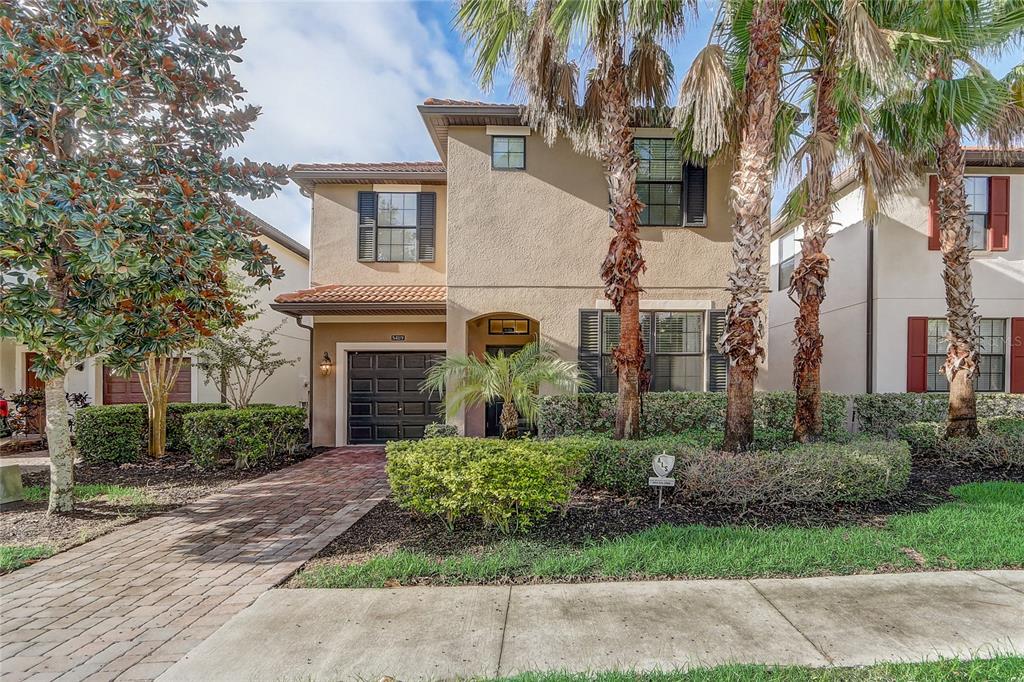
[284,312,314,425]
[865,219,875,394]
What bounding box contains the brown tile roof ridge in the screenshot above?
[290,161,445,173]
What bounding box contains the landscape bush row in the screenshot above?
[75,403,307,468]
[896,417,1024,467]
[386,435,910,532]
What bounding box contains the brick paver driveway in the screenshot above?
[0,447,387,681]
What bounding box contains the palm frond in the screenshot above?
[627,34,674,108]
[672,44,737,160]
[456,0,528,90]
[838,0,897,85]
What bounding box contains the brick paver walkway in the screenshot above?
[1,447,387,681]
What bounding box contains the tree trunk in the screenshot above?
[598,38,647,441]
[499,401,520,440]
[721,0,786,452]
[45,375,74,514]
[147,391,168,457]
[791,48,839,443]
[935,122,980,438]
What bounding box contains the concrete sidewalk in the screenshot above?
[160,570,1024,681]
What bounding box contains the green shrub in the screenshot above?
[539,391,849,440]
[166,403,225,452]
[854,393,1024,437]
[424,422,458,438]
[75,405,146,463]
[183,406,307,469]
[583,435,908,504]
[897,418,1024,467]
[386,437,590,533]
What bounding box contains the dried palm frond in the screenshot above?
[627,34,674,108]
[847,122,918,223]
[837,0,896,85]
[673,44,737,159]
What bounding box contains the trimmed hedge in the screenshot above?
[538,391,849,440]
[855,393,1024,437]
[583,435,909,504]
[424,422,458,438]
[183,406,307,469]
[386,437,591,533]
[896,418,1024,467]
[75,403,225,462]
[75,405,147,463]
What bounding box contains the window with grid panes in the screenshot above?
[635,138,683,226]
[926,318,1006,392]
[598,311,703,392]
[965,176,989,251]
[376,193,417,262]
[492,136,525,169]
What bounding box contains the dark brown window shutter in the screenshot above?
[357,191,377,261]
[417,192,437,262]
[907,317,928,393]
[707,310,728,392]
[684,165,707,226]
[578,310,601,392]
[989,176,1009,251]
[1011,318,1024,393]
[927,176,940,251]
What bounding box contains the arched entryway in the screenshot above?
[464,312,540,437]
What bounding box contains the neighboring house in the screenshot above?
[763,148,1023,396]
[0,212,311,410]
[273,98,739,447]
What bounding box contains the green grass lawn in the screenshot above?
[297,481,1024,588]
[21,483,153,505]
[494,657,1024,681]
[0,545,54,572]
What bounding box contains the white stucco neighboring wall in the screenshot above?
[765,168,1024,395]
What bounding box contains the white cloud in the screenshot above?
[199,0,482,245]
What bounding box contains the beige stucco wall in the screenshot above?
[309,183,446,286]
[0,339,16,396]
[310,319,446,446]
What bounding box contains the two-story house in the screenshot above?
[274,99,739,447]
[763,148,1023,396]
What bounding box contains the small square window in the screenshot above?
[492,136,525,169]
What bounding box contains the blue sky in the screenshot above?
[203,1,1017,247]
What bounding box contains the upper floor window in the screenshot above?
[965,176,989,251]
[777,229,799,290]
[356,190,436,264]
[376,193,418,262]
[635,138,707,227]
[492,136,525,169]
[927,317,1006,392]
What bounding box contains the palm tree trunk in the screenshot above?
[598,39,647,441]
[791,51,839,443]
[721,0,786,452]
[500,401,520,439]
[935,122,980,438]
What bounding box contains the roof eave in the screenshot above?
[289,169,448,191]
[270,301,446,315]
[418,103,524,162]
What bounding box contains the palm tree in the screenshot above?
[457,0,691,440]
[422,342,587,439]
[875,0,1024,438]
[781,0,900,442]
[675,0,789,450]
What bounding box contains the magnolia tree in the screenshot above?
[0,1,285,513]
[194,323,297,409]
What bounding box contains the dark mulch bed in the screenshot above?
[1,447,326,561]
[304,459,1024,568]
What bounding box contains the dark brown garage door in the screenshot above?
[347,351,443,444]
[103,359,192,404]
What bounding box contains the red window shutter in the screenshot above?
[907,317,929,393]
[1011,318,1024,394]
[989,176,1010,252]
[928,175,940,251]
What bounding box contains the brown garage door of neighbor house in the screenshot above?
[102,359,192,404]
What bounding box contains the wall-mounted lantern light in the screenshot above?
[319,352,334,377]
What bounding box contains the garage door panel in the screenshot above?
[347,351,444,445]
[103,359,191,405]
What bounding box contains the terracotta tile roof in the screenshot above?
[422,98,514,107]
[290,161,445,173]
[275,284,447,305]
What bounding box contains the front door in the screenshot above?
[347,351,444,444]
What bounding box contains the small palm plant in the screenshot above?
[421,342,587,439]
